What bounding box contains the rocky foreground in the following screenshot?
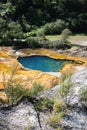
[0,68,87,130]
[0,47,87,130]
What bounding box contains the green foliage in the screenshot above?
[4,82,44,105]
[0,0,87,46]
[79,86,87,107]
[6,22,23,40]
[21,15,32,32]
[26,83,44,98]
[0,2,15,18]
[34,97,54,111]
[46,28,72,49]
[26,37,45,48]
[61,28,72,40]
[43,19,66,35]
[0,18,7,45]
[59,72,72,104]
[26,36,48,48]
[24,30,37,38]
[4,83,25,104]
[48,112,64,128]
[49,38,71,49]
[53,99,65,113]
[3,65,44,105]
[36,28,45,38]
[26,37,39,48]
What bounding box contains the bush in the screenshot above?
[4,83,26,105]
[48,112,64,128]
[49,39,71,49]
[61,28,72,40]
[34,97,54,111]
[59,72,73,104]
[26,83,44,98]
[3,66,44,105]
[44,19,66,35]
[36,28,45,38]
[53,20,66,34]
[4,82,44,105]
[53,99,65,113]
[44,22,54,34]
[79,86,87,107]
[24,30,37,38]
[7,22,23,40]
[26,37,39,48]
[26,36,49,48]
[47,28,72,50]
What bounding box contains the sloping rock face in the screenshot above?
[0,47,87,130]
[61,68,87,130]
[0,68,87,130]
[36,68,87,130]
[0,99,41,130]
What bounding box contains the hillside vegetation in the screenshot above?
[0,0,87,47]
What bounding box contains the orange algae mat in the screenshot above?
[0,48,87,90]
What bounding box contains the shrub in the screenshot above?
[7,22,23,40]
[48,112,64,128]
[26,36,49,48]
[4,83,26,105]
[44,22,54,34]
[26,37,40,48]
[53,99,65,113]
[3,66,44,105]
[61,28,72,40]
[59,71,72,104]
[36,28,45,38]
[4,82,44,105]
[34,97,53,111]
[53,20,66,34]
[44,19,66,35]
[49,39,71,49]
[26,83,44,98]
[79,86,87,107]
[24,30,37,38]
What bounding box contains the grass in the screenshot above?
[34,97,53,111]
[79,86,87,107]
[68,34,87,45]
[48,112,64,128]
[59,71,73,104]
[46,34,87,45]
[53,99,65,113]
[46,35,61,41]
[2,66,44,105]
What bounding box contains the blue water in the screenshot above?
[18,55,67,72]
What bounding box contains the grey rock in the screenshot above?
[0,69,87,130]
[37,85,60,100]
[69,69,87,106]
[61,107,87,130]
[37,69,87,130]
[0,99,41,130]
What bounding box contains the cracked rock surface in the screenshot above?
[0,99,41,130]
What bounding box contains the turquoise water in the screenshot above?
[18,55,67,72]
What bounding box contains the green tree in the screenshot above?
[6,21,23,40]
